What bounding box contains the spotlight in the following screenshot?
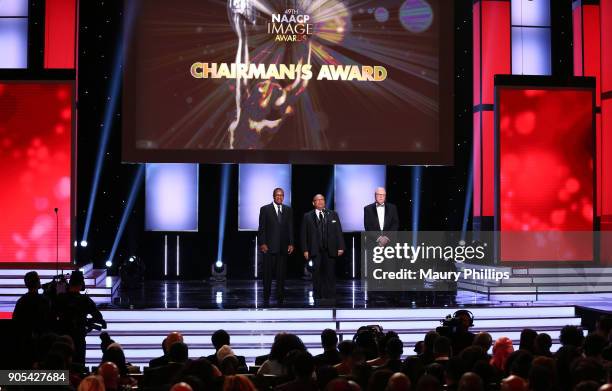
[215,291,223,304]
[458,240,466,246]
[308,260,313,267]
[211,260,226,282]
[80,240,88,248]
[129,256,135,263]
[105,260,113,268]
[73,241,77,247]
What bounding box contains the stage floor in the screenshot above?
[110,279,612,312]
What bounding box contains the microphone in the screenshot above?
[54,207,58,213]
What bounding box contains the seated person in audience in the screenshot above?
[217,345,248,375]
[458,372,484,391]
[98,361,120,391]
[149,331,184,368]
[473,332,493,358]
[334,340,366,376]
[101,343,138,387]
[433,336,452,368]
[144,342,190,387]
[491,337,514,374]
[367,331,398,367]
[419,331,440,366]
[258,333,306,376]
[535,333,553,357]
[276,350,317,391]
[377,337,404,373]
[387,372,412,391]
[205,330,248,372]
[314,328,341,368]
[224,375,258,391]
[519,329,538,353]
[77,375,105,391]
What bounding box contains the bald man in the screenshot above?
[301,194,345,303]
[363,187,399,245]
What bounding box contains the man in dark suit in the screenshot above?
[364,187,401,303]
[258,187,294,305]
[363,187,399,244]
[301,194,345,304]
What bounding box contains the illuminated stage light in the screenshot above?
[107,165,146,268]
[308,260,313,267]
[81,1,137,245]
[129,256,135,263]
[105,260,113,268]
[80,240,88,248]
[214,164,231,281]
[74,241,78,247]
[216,291,223,304]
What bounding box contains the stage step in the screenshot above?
[0,264,119,305]
[457,264,612,295]
[85,306,580,368]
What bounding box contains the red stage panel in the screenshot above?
[573,5,583,76]
[481,1,510,104]
[474,112,481,216]
[498,88,594,262]
[0,83,73,263]
[44,0,77,69]
[602,0,612,94]
[482,110,495,217]
[473,2,481,107]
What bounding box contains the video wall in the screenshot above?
[497,86,594,262]
[0,82,73,263]
[122,0,453,164]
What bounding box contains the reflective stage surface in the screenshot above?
[110,279,612,311]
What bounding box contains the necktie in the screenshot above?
[277,205,282,222]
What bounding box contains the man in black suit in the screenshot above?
[258,187,294,305]
[301,194,345,304]
[363,187,399,243]
[364,187,401,303]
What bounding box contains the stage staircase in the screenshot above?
[0,263,120,305]
[88,306,581,369]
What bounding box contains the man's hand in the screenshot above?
[303,251,309,260]
[338,249,344,256]
[377,236,390,246]
[288,245,294,255]
[260,244,268,253]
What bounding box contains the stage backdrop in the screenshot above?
[496,85,595,263]
[122,0,453,164]
[0,82,73,263]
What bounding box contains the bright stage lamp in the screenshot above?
[105,260,112,268]
[211,260,227,282]
[129,256,135,263]
[80,240,88,247]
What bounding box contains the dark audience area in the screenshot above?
[6,272,612,391]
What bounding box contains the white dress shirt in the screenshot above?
[273,203,282,216]
[376,203,385,231]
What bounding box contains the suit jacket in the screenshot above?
[301,209,345,258]
[363,202,399,232]
[257,203,293,254]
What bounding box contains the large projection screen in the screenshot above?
[495,80,595,263]
[122,0,454,164]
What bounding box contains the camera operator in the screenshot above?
[54,270,106,365]
[437,310,475,356]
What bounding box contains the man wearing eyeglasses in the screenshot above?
[364,187,399,243]
[258,188,294,306]
[301,194,345,305]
